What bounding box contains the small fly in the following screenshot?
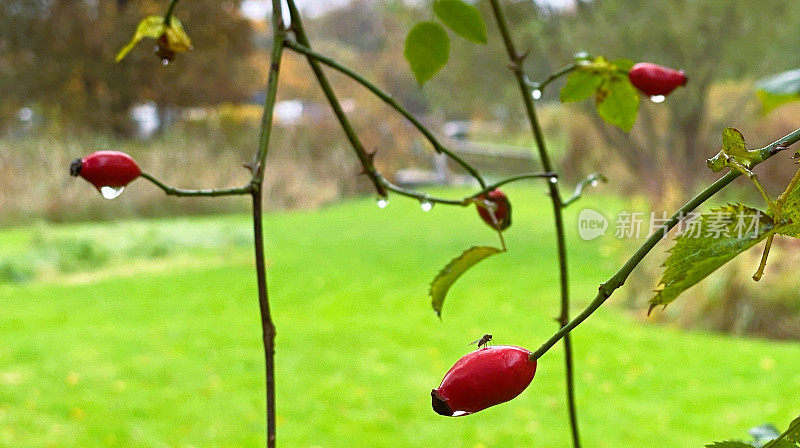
[469,334,492,349]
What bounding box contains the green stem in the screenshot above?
[140,172,252,197]
[284,0,387,197]
[487,1,580,445]
[284,40,487,189]
[164,0,180,26]
[531,127,800,361]
[528,63,577,93]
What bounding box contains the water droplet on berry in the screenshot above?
[531,89,542,100]
[650,95,666,103]
[100,186,125,200]
[377,198,388,209]
[420,201,433,212]
[590,180,599,187]
[452,411,469,417]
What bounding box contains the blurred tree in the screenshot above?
[0,0,259,136]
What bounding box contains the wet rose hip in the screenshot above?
[70,151,141,199]
[475,189,512,230]
[431,345,537,416]
[628,63,687,96]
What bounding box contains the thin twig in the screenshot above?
[164,0,180,26]
[140,172,252,196]
[284,39,488,189]
[487,0,580,445]
[561,173,607,207]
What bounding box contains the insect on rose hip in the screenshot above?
[628,63,688,97]
[432,345,537,416]
[475,189,512,231]
[70,151,141,200]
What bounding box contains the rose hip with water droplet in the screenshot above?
[475,189,512,230]
[628,63,687,97]
[432,345,537,416]
[70,151,141,197]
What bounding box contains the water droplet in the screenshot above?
[377,198,388,209]
[420,201,433,212]
[100,186,125,200]
[531,89,542,100]
[162,59,170,66]
[549,177,558,184]
[590,180,599,187]
[650,95,666,103]
[452,411,469,417]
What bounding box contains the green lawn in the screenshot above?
[1,186,798,447]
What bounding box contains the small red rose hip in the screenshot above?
[475,189,512,231]
[432,345,536,416]
[628,63,687,97]
[70,151,141,199]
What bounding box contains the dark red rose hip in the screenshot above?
[432,345,537,416]
[628,63,687,97]
[70,151,141,199]
[475,189,512,231]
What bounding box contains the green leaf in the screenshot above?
[433,0,487,44]
[612,58,635,73]
[757,90,800,115]
[650,204,777,312]
[775,171,800,238]
[757,69,800,96]
[764,441,799,448]
[596,75,640,132]
[560,70,604,103]
[116,15,165,63]
[430,246,503,317]
[404,22,450,85]
[774,415,800,444]
[705,442,755,448]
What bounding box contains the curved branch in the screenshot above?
[140,172,252,196]
[284,39,488,189]
[530,127,800,360]
[561,173,607,207]
[527,63,577,93]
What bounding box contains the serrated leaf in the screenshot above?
[763,441,799,448]
[116,15,165,62]
[430,246,502,317]
[775,415,800,444]
[404,22,450,85]
[596,75,640,132]
[433,0,487,44]
[705,442,755,448]
[757,90,800,115]
[560,70,605,103]
[651,204,777,311]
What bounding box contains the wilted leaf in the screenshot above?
[162,17,192,52]
[433,0,487,44]
[404,22,450,85]
[651,204,777,312]
[596,75,640,132]
[116,16,165,62]
[430,246,502,317]
[560,70,604,103]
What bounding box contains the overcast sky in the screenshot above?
[240,0,576,21]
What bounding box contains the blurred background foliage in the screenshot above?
[3,0,800,338]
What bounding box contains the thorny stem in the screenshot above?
[531,128,800,360]
[284,39,487,189]
[487,0,581,445]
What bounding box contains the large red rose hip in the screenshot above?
[432,345,537,416]
[70,151,141,199]
[628,63,687,96]
[475,189,512,231]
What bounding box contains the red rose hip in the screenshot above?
[475,189,512,231]
[70,151,141,199]
[432,345,537,416]
[628,63,687,97]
